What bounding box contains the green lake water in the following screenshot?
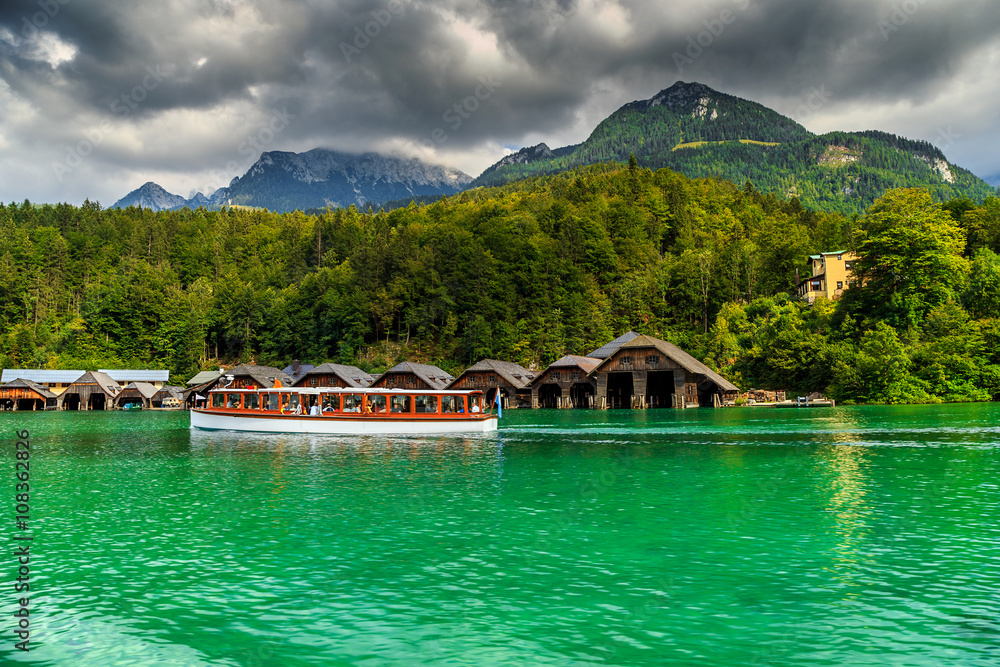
[1,404,999,666]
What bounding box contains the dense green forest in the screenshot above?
[3,162,1000,403]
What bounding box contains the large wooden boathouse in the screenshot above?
[60,371,121,410]
[591,334,738,408]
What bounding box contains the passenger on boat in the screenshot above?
[471,403,480,413]
[309,404,320,416]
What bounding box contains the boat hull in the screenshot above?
[190,409,498,435]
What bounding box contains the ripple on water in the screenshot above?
[3,406,1000,665]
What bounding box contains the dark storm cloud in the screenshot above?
[0,0,998,203]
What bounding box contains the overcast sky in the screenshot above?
[2,0,999,206]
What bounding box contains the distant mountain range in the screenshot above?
[112,149,473,213]
[114,82,997,214]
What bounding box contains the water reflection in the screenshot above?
[818,444,873,592]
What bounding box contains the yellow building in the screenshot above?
[796,251,857,303]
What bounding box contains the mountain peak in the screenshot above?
[621,81,723,112]
[112,182,190,211]
[648,81,720,108]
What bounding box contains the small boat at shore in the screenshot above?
[190,386,498,434]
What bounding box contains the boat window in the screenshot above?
[342,394,362,412]
[246,393,260,410]
[367,394,387,413]
[441,396,458,414]
[415,395,438,413]
[212,393,225,408]
[469,395,482,412]
[322,394,340,412]
[266,394,280,411]
[390,395,411,413]
[226,393,242,409]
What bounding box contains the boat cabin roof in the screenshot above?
[209,386,483,395]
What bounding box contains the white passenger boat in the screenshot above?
[190,386,498,434]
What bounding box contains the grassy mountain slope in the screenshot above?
[471,82,997,213]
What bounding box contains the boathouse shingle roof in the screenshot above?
[186,370,224,386]
[450,360,535,389]
[588,331,641,359]
[117,382,160,400]
[0,378,58,399]
[300,363,375,388]
[225,364,294,388]
[529,355,602,386]
[282,362,315,384]
[65,371,121,396]
[378,362,454,390]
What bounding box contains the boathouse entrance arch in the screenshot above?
[538,384,562,409]
[645,371,676,409]
[605,372,633,409]
[88,394,107,411]
[569,383,594,409]
[62,393,81,410]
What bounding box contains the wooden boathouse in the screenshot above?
[448,359,535,409]
[370,362,454,391]
[60,371,121,410]
[114,382,160,410]
[528,355,602,409]
[293,363,375,389]
[151,386,185,408]
[590,334,738,409]
[0,378,59,411]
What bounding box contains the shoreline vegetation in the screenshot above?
[3,162,999,406]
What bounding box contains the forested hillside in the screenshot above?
[4,163,1000,403]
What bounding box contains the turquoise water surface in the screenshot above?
[1,404,999,665]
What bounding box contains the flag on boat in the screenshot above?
[494,389,502,419]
